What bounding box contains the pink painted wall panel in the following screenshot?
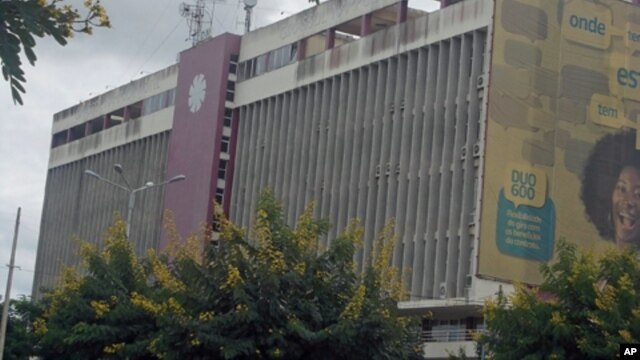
[162,34,241,248]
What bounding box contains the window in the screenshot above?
[69,123,85,141]
[223,108,233,127]
[254,54,267,76]
[218,159,228,180]
[215,187,224,204]
[229,54,238,75]
[142,88,176,115]
[221,135,230,153]
[52,130,68,148]
[226,81,235,102]
[86,116,104,135]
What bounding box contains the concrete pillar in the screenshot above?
[361,13,372,36]
[397,0,408,24]
[297,39,307,61]
[325,27,336,49]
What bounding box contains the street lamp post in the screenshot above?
[84,164,186,238]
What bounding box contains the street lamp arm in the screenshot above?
[84,170,129,192]
[130,174,185,193]
[140,174,187,191]
[84,165,186,239]
[114,164,133,190]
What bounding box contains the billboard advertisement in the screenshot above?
[479,0,640,283]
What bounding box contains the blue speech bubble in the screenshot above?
[496,189,556,261]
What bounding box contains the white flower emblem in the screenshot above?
[188,74,207,113]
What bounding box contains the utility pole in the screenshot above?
[0,207,21,360]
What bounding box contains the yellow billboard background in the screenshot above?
[479,0,640,283]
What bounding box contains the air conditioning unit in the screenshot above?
[473,142,481,157]
[465,274,473,288]
[477,74,487,89]
[461,145,467,160]
[375,165,381,179]
[438,282,448,299]
[385,162,391,176]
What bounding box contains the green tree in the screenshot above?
[479,240,640,359]
[34,191,423,359]
[138,191,423,359]
[0,296,40,359]
[34,219,158,359]
[0,0,110,105]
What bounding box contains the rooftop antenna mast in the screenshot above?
[243,0,257,33]
[180,0,218,46]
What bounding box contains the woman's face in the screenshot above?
[612,166,640,249]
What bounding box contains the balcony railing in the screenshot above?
[421,329,485,343]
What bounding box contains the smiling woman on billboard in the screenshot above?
[582,129,640,250]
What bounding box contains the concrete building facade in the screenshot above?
[35,0,640,357]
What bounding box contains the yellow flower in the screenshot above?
[90,300,110,318]
[223,264,243,288]
[199,311,215,321]
[104,342,125,354]
[33,318,48,336]
[341,284,366,320]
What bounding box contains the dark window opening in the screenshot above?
[215,187,224,204]
[51,130,68,148]
[224,108,233,127]
[110,108,126,122]
[105,114,120,128]
[221,135,230,153]
[69,123,85,141]
[128,101,143,120]
[218,159,228,180]
[86,116,104,135]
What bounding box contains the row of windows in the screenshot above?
[51,88,176,148]
[238,42,298,81]
[215,107,234,205]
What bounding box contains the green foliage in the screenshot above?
[0,0,110,105]
[35,191,423,359]
[35,218,157,359]
[479,239,640,359]
[1,296,40,360]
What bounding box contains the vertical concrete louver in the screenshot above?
[231,29,488,300]
[32,133,170,298]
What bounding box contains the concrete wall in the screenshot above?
[49,109,173,168]
[231,0,491,300]
[239,0,399,61]
[235,0,492,106]
[52,66,177,133]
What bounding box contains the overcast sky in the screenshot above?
[0,0,439,300]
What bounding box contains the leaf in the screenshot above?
[11,78,25,93]
[11,86,23,105]
[23,46,37,66]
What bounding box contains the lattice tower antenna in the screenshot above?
[180,0,220,46]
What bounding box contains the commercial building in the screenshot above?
[33,0,640,357]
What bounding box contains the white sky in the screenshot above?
[0,0,440,300]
